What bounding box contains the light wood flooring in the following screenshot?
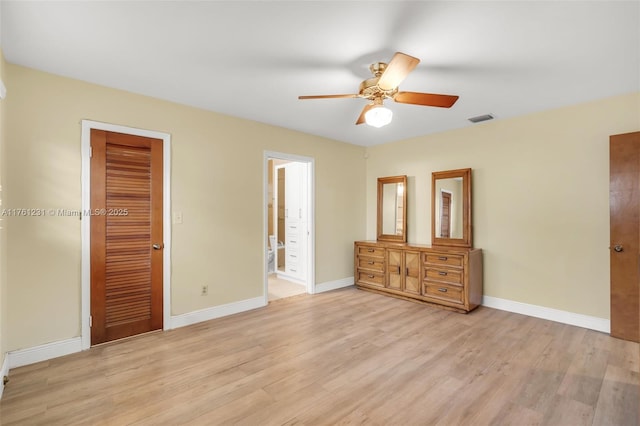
[268,274,306,301]
[0,287,638,425]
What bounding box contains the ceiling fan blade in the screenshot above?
[298,94,359,100]
[356,104,373,125]
[394,92,459,108]
[377,52,420,91]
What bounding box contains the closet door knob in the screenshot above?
[613,244,624,252]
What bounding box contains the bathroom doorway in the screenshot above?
[264,152,314,303]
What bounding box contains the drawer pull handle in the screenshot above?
[367,261,374,265]
[438,288,448,293]
[438,271,448,276]
[290,255,297,258]
[290,226,297,229]
[438,256,448,261]
[368,274,374,278]
[406,267,409,276]
[289,240,295,243]
[367,249,375,252]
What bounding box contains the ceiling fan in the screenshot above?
[298,52,459,128]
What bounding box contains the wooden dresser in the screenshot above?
[355,241,483,313]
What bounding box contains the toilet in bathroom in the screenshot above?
[267,235,276,273]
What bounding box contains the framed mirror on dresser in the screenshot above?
[432,168,472,247]
[377,175,407,243]
[354,169,483,313]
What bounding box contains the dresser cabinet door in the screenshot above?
[387,249,402,290]
[404,251,421,295]
[386,249,421,294]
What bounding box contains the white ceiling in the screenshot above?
[1,1,639,147]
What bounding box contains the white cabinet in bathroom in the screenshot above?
[282,162,308,282]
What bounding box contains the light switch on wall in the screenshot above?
[173,211,183,224]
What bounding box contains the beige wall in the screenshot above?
[0,49,7,368]
[366,92,640,319]
[4,57,638,352]
[5,64,366,351]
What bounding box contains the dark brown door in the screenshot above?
[610,131,640,342]
[440,192,451,238]
[90,129,164,345]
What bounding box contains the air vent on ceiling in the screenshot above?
[468,114,494,123]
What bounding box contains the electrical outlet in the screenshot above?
[173,211,183,224]
[201,285,208,296]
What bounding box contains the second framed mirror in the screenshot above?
[377,175,407,243]
[432,168,472,248]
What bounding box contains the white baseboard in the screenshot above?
[8,337,83,369]
[482,295,610,333]
[0,353,8,399]
[170,296,265,329]
[276,272,305,286]
[315,277,354,293]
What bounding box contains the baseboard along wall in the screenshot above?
[0,353,9,399]
[482,295,610,333]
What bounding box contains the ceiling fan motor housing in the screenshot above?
[359,62,398,100]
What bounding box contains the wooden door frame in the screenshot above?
[273,162,287,274]
[80,120,172,350]
[263,151,315,305]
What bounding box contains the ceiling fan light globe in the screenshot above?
[365,106,393,128]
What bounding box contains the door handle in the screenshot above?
[152,243,164,250]
[613,244,623,252]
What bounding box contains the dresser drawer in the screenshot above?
[424,267,463,285]
[286,252,300,265]
[357,256,385,272]
[286,264,301,275]
[357,270,385,287]
[357,245,385,258]
[286,224,300,236]
[423,283,463,304]
[423,252,464,268]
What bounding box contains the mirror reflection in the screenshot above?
[382,182,404,236]
[434,177,463,239]
[377,175,407,242]
[431,168,472,248]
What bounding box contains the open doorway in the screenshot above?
[264,152,314,303]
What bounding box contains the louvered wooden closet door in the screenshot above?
[90,129,163,345]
